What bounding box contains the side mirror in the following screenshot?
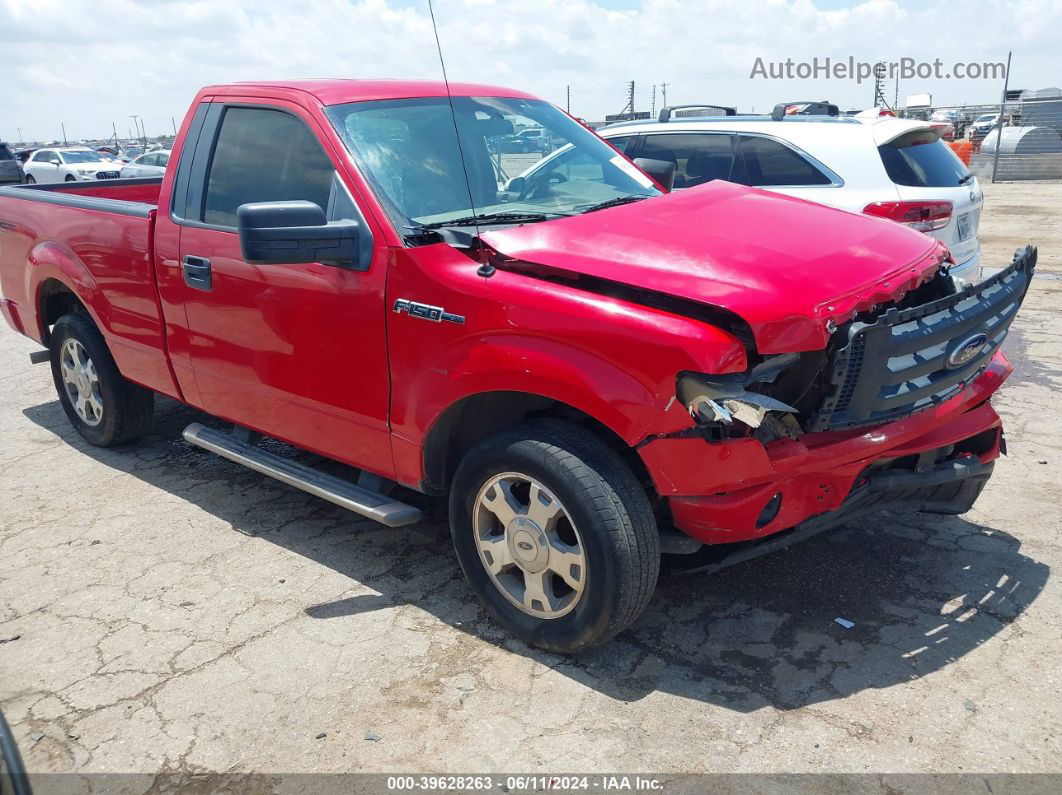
[49,157,61,166]
[236,201,365,268]
[633,157,676,192]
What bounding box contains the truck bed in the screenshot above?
[0,176,162,214]
[0,177,178,398]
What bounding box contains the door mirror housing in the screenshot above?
[236,201,366,268]
[632,157,676,192]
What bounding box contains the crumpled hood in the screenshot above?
[481,181,945,353]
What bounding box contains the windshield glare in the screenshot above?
[61,150,103,163]
[325,96,659,231]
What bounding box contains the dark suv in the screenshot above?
[0,144,24,185]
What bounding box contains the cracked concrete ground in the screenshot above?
[1,182,1060,779]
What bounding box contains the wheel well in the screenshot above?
[421,391,655,498]
[38,279,86,343]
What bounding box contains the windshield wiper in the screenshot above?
[576,195,652,214]
[417,211,564,230]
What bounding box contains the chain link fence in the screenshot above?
[904,98,1062,182]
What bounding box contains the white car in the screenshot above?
[22,147,123,184]
[120,149,171,178]
[585,108,983,284]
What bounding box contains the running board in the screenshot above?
[182,423,422,527]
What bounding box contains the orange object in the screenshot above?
[948,139,973,165]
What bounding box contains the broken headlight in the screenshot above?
[677,373,797,430]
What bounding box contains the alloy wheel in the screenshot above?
[60,338,103,426]
[472,472,587,619]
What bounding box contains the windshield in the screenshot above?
[976,114,997,123]
[61,150,103,163]
[325,96,659,232]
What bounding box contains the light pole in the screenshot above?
[130,115,144,150]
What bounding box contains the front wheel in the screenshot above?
[450,421,659,652]
[64,174,77,182]
[49,312,154,446]
[24,175,35,184]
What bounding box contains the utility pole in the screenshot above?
[873,62,890,109]
[651,84,656,117]
[61,123,67,145]
[566,86,570,115]
[112,122,119,150]
[16,127,23,145]
[660,82,669,109]
[130,115,143,149]
[991,50,1013,184]
[171,116,178,136]
[628,80,635,119]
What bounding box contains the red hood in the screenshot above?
[481,182,945,353]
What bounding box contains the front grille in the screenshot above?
[95,171,120,180]
[808,246,1036,432]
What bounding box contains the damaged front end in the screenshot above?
[673,247,1035,447]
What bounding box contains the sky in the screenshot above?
[1,0,1060,143]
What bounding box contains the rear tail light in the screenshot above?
[863,200,953,232]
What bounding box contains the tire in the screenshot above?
[49,312,154,446]
[64,174,77,182]
[521,145,530,153]
[449,420,659,652]
[24,175,35,184]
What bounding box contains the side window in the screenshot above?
[734,136,832,187]
[605,135,631,154]
[32,150,52,162]
[140,154,157,166]
[635,134,735,188]
[158,152,169,167]
[203,107,334,227]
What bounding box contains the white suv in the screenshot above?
[22,147,123,184]
[594,108,983,284]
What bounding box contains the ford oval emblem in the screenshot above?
[947,333,989,368]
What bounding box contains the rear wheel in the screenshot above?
[24,175,35,184]
[49,313,154,446]
[449,421,659,652]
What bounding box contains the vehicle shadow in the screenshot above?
[22,397,1050,712]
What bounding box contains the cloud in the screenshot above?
[1,0,1058,142]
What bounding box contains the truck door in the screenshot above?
[163,100,394,479]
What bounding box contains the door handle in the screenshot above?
[182,255,212,291]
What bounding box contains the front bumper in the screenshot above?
[640,352,1011,544]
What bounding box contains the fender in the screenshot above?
[386,243,751,488]
[390,328,732,490]
[24,238,181,398]
[26,240,101,343]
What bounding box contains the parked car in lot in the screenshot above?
[0,143,24,185]
[971,113,1002,143]
[502,128,549,153]
[22,147,122,183]
[120,149,171,178]
[930,109,964,140]
[595,108,985,284]
[0,79,1034,652]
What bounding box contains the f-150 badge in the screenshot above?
[393,299,465,324]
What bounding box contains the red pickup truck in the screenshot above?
[0,80,1035,652]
